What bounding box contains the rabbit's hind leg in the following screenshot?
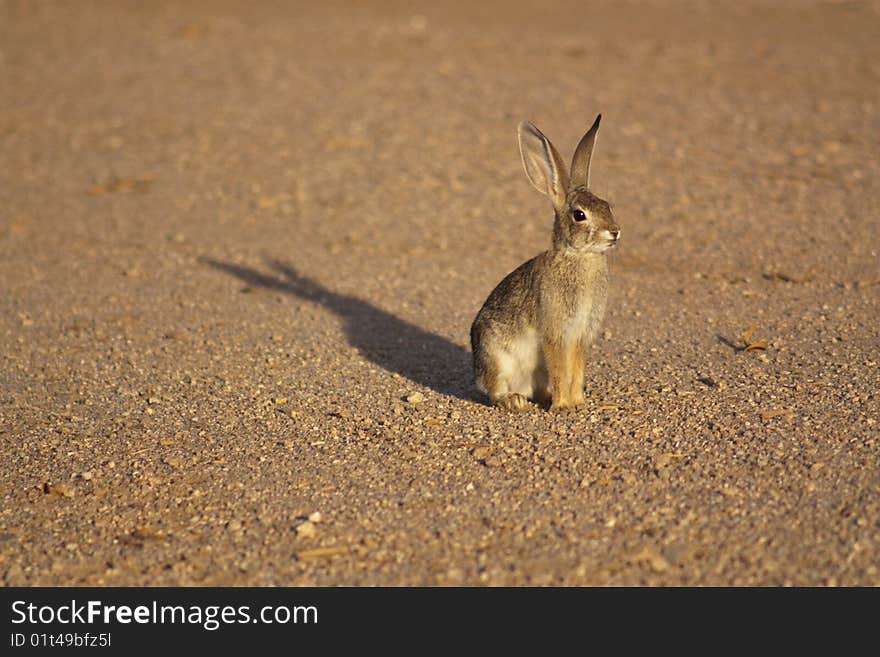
[482,362,532,411]
[475,345,536,412]
[531,361,552,408]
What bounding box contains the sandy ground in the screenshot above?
[1,0,878,586]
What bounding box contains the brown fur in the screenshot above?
[470,116,620,411]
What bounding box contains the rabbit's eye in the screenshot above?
[572,209,587,222]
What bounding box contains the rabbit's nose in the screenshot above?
[610,229,621,240]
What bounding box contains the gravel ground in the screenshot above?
[1,0,878,586]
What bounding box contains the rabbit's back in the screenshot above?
[470,255,541,349]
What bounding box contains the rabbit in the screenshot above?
[470,115,620,411]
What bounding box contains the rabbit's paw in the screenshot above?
[550,397,583,412]
[494,393,530,412]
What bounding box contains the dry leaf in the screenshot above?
[631,546,670,573]
[176,23,208,40]
[764,271,796,283]
[120,526,164,545]
[742,325,768,351]
[255,194,292,210]
[296,546,350,560]
[131,526,162,539]
[89,176,153,195]
[44,483,75,498]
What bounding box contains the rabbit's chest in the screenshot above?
[538,257,608,343]
[560,292,606,344]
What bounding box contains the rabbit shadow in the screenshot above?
[203,257,478,402]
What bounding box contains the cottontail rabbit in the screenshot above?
[470,115,620,411]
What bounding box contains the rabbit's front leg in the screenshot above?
[544,338,583,410]
[566,342,586,407]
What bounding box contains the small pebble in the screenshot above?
[472,446,492,460]
[296,521,317,538]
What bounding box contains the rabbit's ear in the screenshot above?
[518,121,569,208]
[570,114,601,189]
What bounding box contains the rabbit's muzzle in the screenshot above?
[596,227,621,250]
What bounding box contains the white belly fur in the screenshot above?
[491,327,543,397]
